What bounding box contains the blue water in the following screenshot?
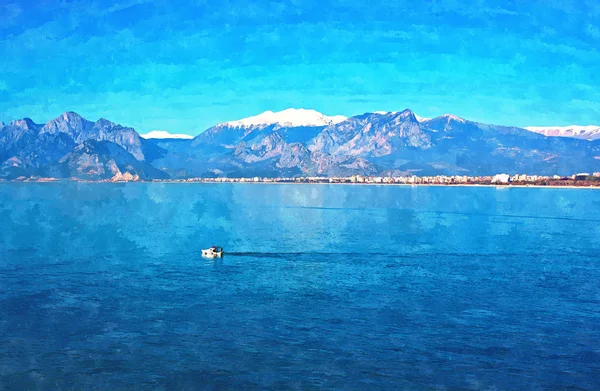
[1,183,599,390]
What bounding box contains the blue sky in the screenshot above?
[1,0,599,135]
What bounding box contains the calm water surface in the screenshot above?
[1,183,599,390]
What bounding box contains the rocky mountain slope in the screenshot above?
[152,109,599,177]
[0,112,166,180]
[2,109,600,179]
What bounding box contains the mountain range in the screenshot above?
[1,109,599,180]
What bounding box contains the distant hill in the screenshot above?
[2,109,600,180]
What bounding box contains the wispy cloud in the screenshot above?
[1,0,599,132]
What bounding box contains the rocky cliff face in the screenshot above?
[309,110,431,158]
[58,140,167,180]
[38,112,160,161]
[0,113,167,180]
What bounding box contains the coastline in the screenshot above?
[1,179,599,189]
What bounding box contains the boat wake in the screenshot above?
[225,251,407,258]
[221,250,591,259]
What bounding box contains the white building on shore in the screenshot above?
[491,174,510,183]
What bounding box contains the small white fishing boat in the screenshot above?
[201,247,223,258]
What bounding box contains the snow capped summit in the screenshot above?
[140,130,194,139]
[223,108,347,128]
[440,114,466,122]
[413,114,431,122]
[524,125,600,140]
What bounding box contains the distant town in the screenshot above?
[5,172,600,186]
[161,172,600,186]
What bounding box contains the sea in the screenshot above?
[0,183,599,390]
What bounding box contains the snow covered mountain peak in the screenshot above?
[524,125,600,140]
[440,114,466,123]
[140,130,194,139]
[414,114,432,122]
[223,108,347,128]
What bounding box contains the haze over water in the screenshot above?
[1,183,599,390]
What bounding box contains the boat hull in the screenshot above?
[201,249,223,258]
